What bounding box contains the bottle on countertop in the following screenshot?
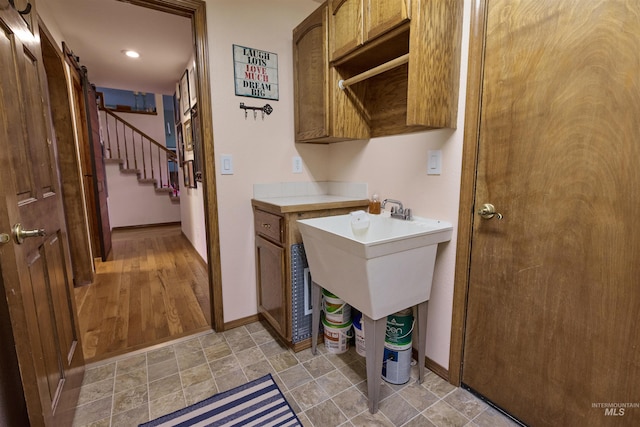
[369,193,381,214]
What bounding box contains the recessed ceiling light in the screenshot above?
[122,50,140,58]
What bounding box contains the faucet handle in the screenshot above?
[405,208,412,220]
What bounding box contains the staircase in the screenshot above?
[99,107,180,202]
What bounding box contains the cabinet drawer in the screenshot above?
[254,209,283,243]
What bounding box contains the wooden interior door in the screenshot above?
[0,5,84,426]
[462,1,640,426]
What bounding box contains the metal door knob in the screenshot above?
[478,203,503,220]
[12,223,46,244]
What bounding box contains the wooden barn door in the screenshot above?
[84,79,112,261]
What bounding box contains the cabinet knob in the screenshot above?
[262,223,271,229]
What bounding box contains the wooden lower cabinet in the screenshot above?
[252,199,368,350]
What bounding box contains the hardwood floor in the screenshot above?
[75,224,211,362]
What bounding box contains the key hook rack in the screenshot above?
[240,102,274,120]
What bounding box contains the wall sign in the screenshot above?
[233,44,278,100]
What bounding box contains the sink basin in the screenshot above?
[297,214,452,319]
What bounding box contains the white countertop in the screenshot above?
[252,195,366,207]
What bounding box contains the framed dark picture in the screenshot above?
[183,160,196,189]
[173,92,180,123]
[184,119,193,151]
[191,105,203,182]
[176,123,184,162]
[189,65,197,107]
[183,160,192,188]
[180,69,190,115]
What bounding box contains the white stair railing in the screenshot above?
[99,107,179,192]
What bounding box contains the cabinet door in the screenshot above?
[329,0,364,61]
[255,235,287,337]
[365,0,411,41]
[293,3,369,143]
[407,0,463,129]
[293,4,329,141]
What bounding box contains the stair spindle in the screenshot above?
[156,146,161,185]
[115,119,121,160]
[123,122,129,169]
[141,135,147,179]
[149,137,158,182]
[104,112,112,158]
[131,128,138,172]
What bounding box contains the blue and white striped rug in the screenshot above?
[140,374,301,427]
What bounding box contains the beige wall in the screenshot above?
[206,0,330,322]
[176,54,209,260]
[207,0,471,370]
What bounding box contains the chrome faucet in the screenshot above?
[381,199,412,220]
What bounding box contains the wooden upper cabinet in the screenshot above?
[294,0,463,142]
[365,0,411,41]
[294,2,368,143]
[329,0,364,62]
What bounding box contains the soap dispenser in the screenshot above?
[369,193,381,214]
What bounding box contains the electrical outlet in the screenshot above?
[293,156,303,174]
[221,154,234,175]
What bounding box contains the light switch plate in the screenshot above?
[427,150,442,175]
[221,154,234,175]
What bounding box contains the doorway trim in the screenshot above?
[449,0,486,386]
[121,0,224,331]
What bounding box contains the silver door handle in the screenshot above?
[12,223,46,244]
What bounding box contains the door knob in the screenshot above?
[478,203,503,220]
[12,223,46,244]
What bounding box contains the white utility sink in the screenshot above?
[299,212,453,414]
[297,214,452,320]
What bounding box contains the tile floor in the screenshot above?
[72,321,520,427]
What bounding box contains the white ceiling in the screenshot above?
[42,0,193,95]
